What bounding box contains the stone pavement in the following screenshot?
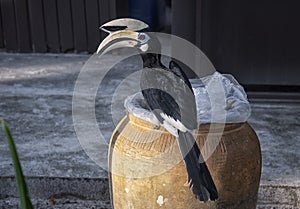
[0,53,299,208]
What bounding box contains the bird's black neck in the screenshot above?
[141,53,162,68]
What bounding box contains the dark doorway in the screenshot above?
[172,0,300,88]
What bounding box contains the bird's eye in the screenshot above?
[138,33,150,43]
[139,34,146,41]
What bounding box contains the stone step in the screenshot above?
[1,177,299,208]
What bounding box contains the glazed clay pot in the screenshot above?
[108,114,261,209]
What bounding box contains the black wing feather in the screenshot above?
[141,66,197,130]
[178,131,218,201]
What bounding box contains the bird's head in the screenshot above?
[97,18,162,68]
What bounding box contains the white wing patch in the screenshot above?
[162,120,179,138]
[160,113,190,134]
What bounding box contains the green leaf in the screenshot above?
[1,119,34,209]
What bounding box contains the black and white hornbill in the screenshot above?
[97,19,218,202]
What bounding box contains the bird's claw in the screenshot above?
[152,124,160,129]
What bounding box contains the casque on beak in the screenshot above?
[100,18,149,33]
[96,18,150,54]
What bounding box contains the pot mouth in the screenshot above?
[127,113,246,134]
[124,72,251,126]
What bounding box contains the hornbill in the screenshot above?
[97,19,218,202]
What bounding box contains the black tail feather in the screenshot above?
[177,131,218,201]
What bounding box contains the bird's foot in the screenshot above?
[152,124,160,129]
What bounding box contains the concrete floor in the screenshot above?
[0,53,299,208]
